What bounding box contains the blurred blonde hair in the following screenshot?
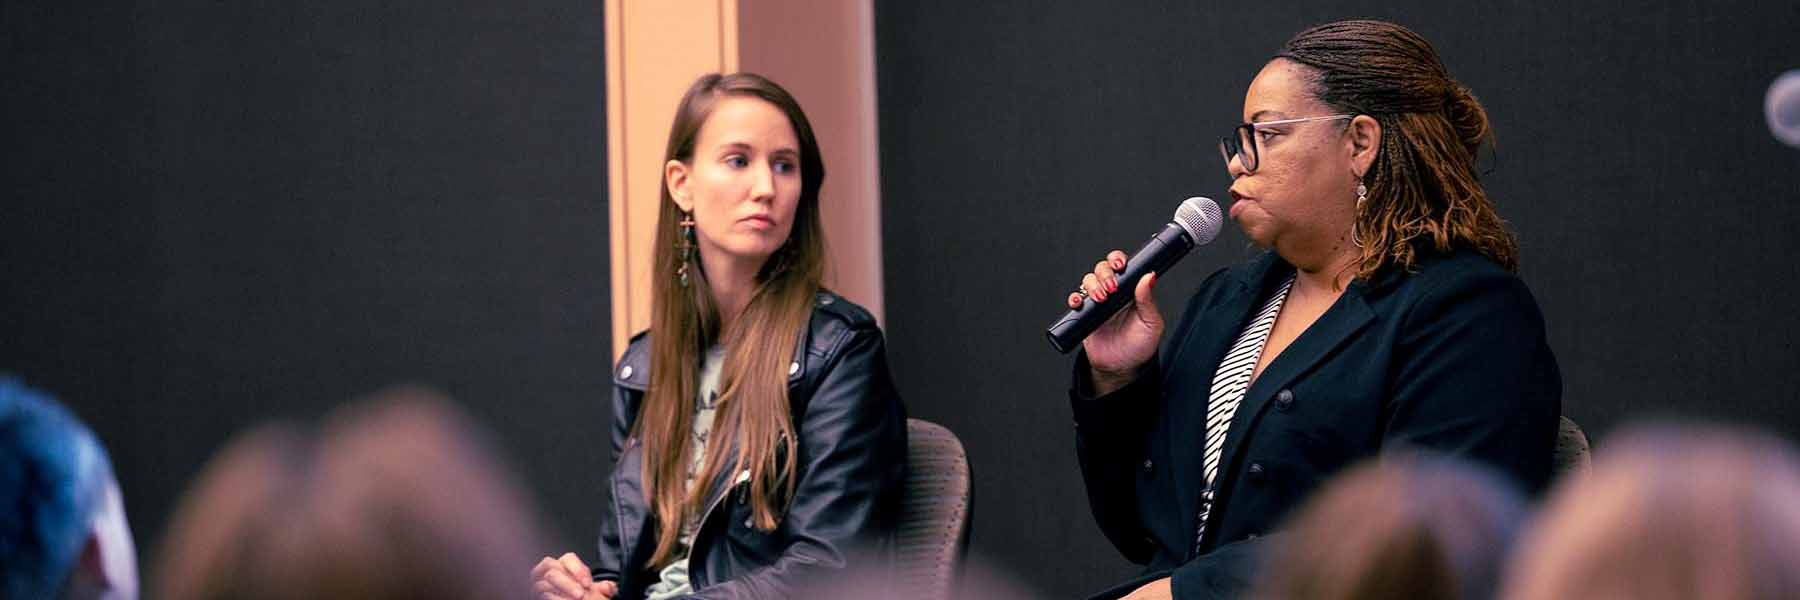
[1253,454,1527,600]
[1503,424,1800,600]
[154,387,549,600]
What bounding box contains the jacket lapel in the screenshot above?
[1164,254,1279,538]
[1207,282,1375,531]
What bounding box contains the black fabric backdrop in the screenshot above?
[3,0,612,562]
[875,0,1800,595]
[6,0,1800,597]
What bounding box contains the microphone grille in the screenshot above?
[1173,197,1224,245]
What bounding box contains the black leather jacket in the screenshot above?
[594,291,907,599]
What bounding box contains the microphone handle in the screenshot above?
[1046,223,1194,354]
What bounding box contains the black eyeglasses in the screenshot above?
[1218,114,1354,173]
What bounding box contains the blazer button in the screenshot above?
[620,365,634,380]
[789,361,801,375]
[1247,462,1267,482]
[1275,389,1295,411]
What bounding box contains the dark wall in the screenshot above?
[3,0,610,560]
[876,0,1800,594]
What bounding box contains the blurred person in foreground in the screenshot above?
[1503,423,1800,600]
[1250,454,1527,600]
[153,386,548,600]
[0,376,138,600]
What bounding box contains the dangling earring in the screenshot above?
[1351,182,1368,249]
[676,210,696,287]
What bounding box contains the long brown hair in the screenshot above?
[638,73,827,568]
[1276,19,1518,280]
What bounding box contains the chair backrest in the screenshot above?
[894,418,972,600]
[1554,416,1592,479]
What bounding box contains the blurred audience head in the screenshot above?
[1504,423,1800,600]
[1252,453,1527,600]
[154,386,548,600]
[0,375,138,600]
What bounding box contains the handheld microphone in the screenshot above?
[1046,197,1224,354]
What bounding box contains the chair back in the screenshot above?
[893,418,972,600]
[1554,416,1592,479]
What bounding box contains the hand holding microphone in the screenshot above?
[1070,250,1167,395]
[1047,197,1223,393]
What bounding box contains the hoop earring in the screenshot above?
[1351,182,1368,249]
[676,211,696,287]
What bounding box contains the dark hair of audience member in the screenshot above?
[154,386,550,600]
[1251,453,1528,600]
[1503,423,1800,600]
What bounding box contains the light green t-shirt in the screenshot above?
[645,345,725,600]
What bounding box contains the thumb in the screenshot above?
[1133,272,1163,327]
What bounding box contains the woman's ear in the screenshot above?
[666,159,694,212]
[1348,114,1381,178]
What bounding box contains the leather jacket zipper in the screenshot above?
[688,469,749,590]
[697,469,750,535]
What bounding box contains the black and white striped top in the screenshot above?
[1194,275,1294,550]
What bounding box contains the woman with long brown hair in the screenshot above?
[532,73,906,600]
[1063,20,1561,600]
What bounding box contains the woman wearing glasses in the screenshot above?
[1065,20,1561,600]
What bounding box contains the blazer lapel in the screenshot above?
[1163,254,1280,538]
[1209,284,1376,516]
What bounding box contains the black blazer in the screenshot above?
[596,291,908,599]
[1071,250,1561,600]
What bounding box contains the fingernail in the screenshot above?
[1107,279,1117,292]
